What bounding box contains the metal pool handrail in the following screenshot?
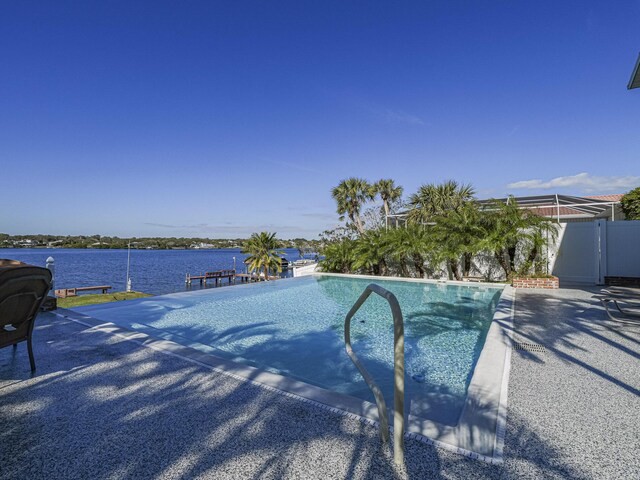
[344,283,405,466]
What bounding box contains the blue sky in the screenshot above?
[2,1,639,238]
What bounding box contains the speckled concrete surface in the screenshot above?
[502,288,640,479]
[1,288,639,479]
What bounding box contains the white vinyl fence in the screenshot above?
[550,220,640,285]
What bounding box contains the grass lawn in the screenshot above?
[57,291,152,308]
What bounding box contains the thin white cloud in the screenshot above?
[340,94,426,126]
[507,172,640,193]
[381,108,425,126]
[360,101,425,126]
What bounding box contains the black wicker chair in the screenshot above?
[0,259,52,371]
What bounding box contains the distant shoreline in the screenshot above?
[0,235,321,251]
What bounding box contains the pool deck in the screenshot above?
[1,287,639,479]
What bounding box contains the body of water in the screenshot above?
[77,275,503,425]
[0,248,310,295]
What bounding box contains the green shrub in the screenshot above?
[320,239,356,273]
[620,187,640,220]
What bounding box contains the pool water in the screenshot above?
[77,275,503,425]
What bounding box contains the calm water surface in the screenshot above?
[78,275,503,424]
[1,248,304,295]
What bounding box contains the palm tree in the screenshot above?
[320,239,356,274]
[478,200,524,278]
[331,178,374,234]
[479,198,558,278]
[242,232,284,281]
[404,224,434,278]
[374,179,403,225]
[519,218,559,276]
[407,180,475,224]
[353,229,388,276]
[383,225,433,278]
[384,227,412,277]
[433,202,484,279]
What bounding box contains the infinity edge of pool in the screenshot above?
[59,274,514,463]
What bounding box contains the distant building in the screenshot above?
[16,239,36,247]
[191,243,215,249]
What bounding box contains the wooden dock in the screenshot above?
[185,269,278,287]
[186,269,237,286]
[55,285,112,298]
[234,273,257,283]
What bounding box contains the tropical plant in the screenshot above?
[331,178,375,234]
[432,202,484,279]
[320,238,356,273]
[353,229,388,276]
[479,198,559,278]
[478,200,524,278]
[242,232,284,280]
[324,179,567,281]
[620,186,640,220]
[382,225,434,278]
[374,179,404,224]
[518,221,559,276]
[407,180,475,224]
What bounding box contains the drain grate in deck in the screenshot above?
[513,341,546,353]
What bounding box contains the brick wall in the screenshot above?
[512,276,559,289]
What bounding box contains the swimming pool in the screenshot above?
[76,274,503,426]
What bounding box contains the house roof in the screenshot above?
[531,206,591,218]
[585,194,624,202]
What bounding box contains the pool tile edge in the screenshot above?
[450,285,515,461]
[310,271,506,289]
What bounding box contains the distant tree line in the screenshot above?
[0,233,322,251]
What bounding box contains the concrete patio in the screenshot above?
[1,288,638,479]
